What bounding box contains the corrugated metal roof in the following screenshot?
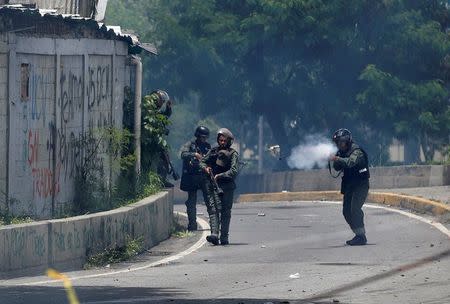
[5,0,109,21]
[0,4,157,55]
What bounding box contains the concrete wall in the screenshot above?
[0,52,7,213]
[237,165,450,194]
[0,191,173,273]
[5,35,130,218]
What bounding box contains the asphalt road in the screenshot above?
[1,200,449,304]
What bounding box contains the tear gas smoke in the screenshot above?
[287,135,337,170]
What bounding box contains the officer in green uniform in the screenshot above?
[142,90,175,187]
[180,126,211,231]
[200,128,239,245]
[143,90,172,118]
[330,128,370,246]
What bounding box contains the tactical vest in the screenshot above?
[210,147,234,176]
[342,146,370,182]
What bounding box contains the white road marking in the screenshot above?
[303,200,450,238]
[17,212,209,286]
[363,203,450,238]
[9,200,450,287]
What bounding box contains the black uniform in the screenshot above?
[180,140,211,230]
[333,143,370,238]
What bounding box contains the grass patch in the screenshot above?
[172,230,194,238]
[0,215,34,226]
[110,171,164,210]
[170,214,194,238]
[84,236,144,269]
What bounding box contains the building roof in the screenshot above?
[0,4,157,55]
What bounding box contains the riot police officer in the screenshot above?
[330,128,370,246]
[142,89,177,187]
[180,126,211,231]
[144,89,172,117]
[200,128,239,245]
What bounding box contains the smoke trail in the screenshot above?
[287,135,337,170]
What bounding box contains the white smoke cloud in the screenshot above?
[287,135,337,170]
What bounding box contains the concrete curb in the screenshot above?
[238,191,450,220]
[0,190,174,273]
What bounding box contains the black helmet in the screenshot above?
[217,128,234,147]
[332,128,352,144]
[194,126,210,138]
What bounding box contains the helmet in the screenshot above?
[155,90,170,103]
[194,126,210,138]
[217,128,234,147]
[332,128,352,144]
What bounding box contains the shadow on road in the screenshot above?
[0,285,331,304]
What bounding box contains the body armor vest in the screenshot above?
[341,145,370,182]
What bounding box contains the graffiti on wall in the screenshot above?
[14,58,116,216]
[60,71,83,124]
[27,129,61,199]
[87,65,110,110]
[29,70,51,124]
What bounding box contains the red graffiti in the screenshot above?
[31,163,61,199]
[28,130,39,167]
[27,129,61,199]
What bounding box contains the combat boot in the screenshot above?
[206,214,220,245]
[187,222,198,231]
[346,234,367,246]
[220,216,231,245]
[186,208,198,231]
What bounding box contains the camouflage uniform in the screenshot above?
[143,92,172,118]
[142,91,173,185]
[333,143,370,238]
[200,146,239,244]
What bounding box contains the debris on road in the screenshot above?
[289,272,300,279]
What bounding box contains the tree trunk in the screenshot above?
[404,137,421,164]
[420,133,435,163]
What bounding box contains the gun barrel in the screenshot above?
[209,170,224,197]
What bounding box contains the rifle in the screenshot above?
[208,169,224,197]
[188,143,202,168]
[168,160,180,181]
[163,151,179,180]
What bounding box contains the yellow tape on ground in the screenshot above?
[47,269,80,304]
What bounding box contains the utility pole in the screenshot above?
[258,115,264,174]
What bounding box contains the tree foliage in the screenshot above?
[106,0,450,165]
